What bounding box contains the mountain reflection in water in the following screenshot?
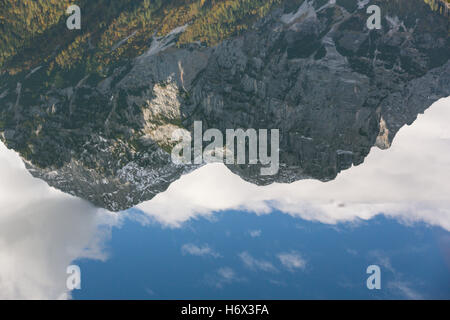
[0,97,449,299]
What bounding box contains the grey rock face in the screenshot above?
[0,0,449,211]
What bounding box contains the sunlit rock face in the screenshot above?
[0,0,449,211]
[135,97,450,231]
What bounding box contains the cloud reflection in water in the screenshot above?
[0,97,449,299]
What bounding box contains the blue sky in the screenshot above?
[72,210,450,300]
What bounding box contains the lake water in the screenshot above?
[0,98,449,299]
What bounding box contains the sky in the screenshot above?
[72,211,450,300]
[0,97,449,299]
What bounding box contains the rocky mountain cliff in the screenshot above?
[0,0,449,211]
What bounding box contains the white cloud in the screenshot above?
[388,281,423,300]
[368,250,395,273]
[0,142,119,299]
[239,252,277,272]
[135,97,450,231]
[207,267,243,288]
[181,243,221,258]
[248,230,262,238]
[277,252,306,271]
[218,267,235,280]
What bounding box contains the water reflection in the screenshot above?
[136,97,450,230]
[0,98,449,299]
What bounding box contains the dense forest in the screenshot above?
[0,0,304,76]
[0,0,447,82]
